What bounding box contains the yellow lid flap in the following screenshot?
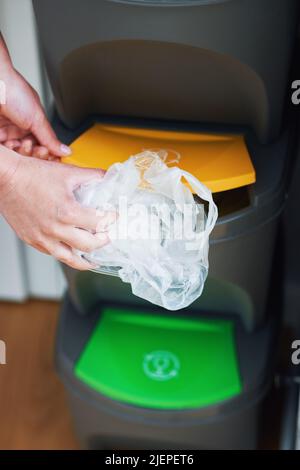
[63,123,255,193]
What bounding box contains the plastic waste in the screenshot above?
[74,150,218,310]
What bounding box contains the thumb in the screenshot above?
[31,108,72,157]
[72,166,105,185]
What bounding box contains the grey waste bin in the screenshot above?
[32,0,299,450]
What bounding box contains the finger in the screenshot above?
[74,205,117,234]
[19,138,33,156]
[0,116,10,126]
[30,109,72,157]
[0,124,28,141]
[69,166,105,188]
[20,135,37,146]
[46,156,60,162]
[57,203,103,233]
[0,126,8,142]
[6,125,29,141]
[95,210,118,232]
[3,139,21,150]
[26,236,50,255]
[32,145,49,159]
[0,125,23,142]
[51,242,96,271]
[53,226,110,253]
[33,242,50,255]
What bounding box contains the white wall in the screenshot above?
[0,0,66,300]
[0,0,44,97]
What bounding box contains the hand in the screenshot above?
[0,152,112,270]
[0,116,60,161]
[0,34,71,158]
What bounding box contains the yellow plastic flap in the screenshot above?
[63,124,256,193]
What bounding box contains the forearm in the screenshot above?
[0,33,13,76]
[0,33,14,107]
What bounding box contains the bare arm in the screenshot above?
[0,34,111,270]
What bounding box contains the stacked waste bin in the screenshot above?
[33,0,300,449]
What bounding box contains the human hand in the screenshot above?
[0,116,60,161]
[0,34,71,158]
[0,149,113,270]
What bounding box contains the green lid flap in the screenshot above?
[75,308,242,410]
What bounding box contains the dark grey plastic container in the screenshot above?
[33,0,298,450]
[56,294,278,449]
[33,0,299,143]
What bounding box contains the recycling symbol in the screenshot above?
[143,350,180,381]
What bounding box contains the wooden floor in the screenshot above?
[0,299,79,450]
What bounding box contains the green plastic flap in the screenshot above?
[75,308,242,410]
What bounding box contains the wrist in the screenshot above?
[0,145,22,201]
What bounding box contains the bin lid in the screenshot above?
[63,123,255,193]
[75,307,242,410]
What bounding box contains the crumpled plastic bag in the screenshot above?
[74,150,218,310]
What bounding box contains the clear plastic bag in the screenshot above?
[74,150,218,310]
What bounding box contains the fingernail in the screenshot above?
[60,144,72,155]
